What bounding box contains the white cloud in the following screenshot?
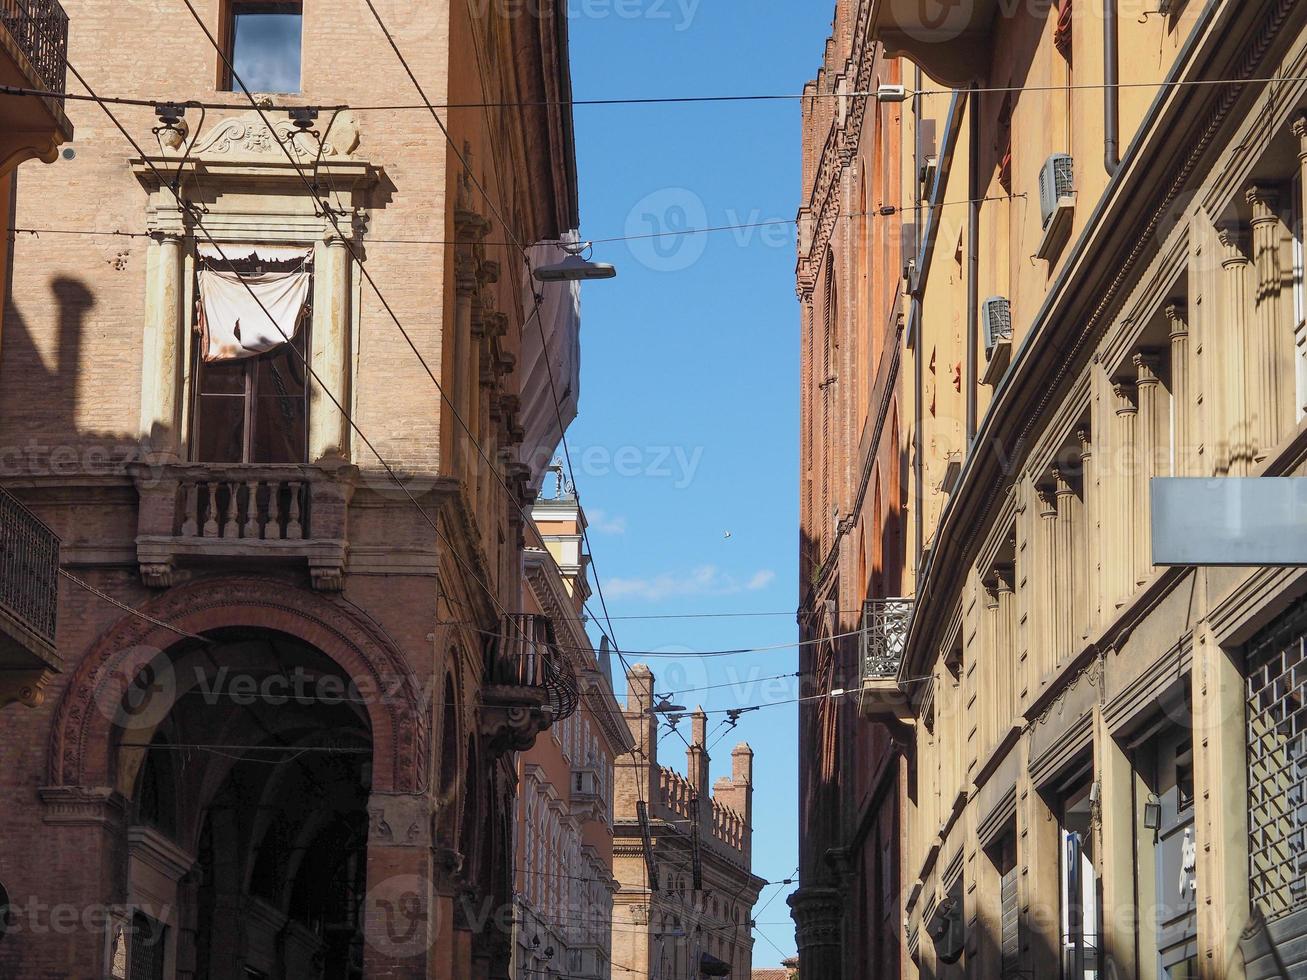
[606,565,777,602]
[586,509,628,535]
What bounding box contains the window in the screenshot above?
[224,2,303,94]
[191,250,311,464]
[1060,782,1101,980]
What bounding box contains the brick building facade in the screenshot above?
[612,664,764,979]
[790,2,907,977]
[0,1,584,977]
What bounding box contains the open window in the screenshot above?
[221,2,303,94]
[190,245,312,464]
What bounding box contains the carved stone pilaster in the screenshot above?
[1218,223,1252,473]
[1246,185,1286,456]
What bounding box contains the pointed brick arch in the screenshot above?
[47,576,428,794]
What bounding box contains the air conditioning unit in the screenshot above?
[1039,154,1075,229]
[982,296,1013,358]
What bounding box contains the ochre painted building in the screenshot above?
[797,0,1307,978]
[513,473,634,980]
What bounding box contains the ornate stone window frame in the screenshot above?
[125,112,383,591]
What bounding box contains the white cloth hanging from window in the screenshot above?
[198,265,311,362]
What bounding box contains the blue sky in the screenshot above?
[566,1,835,965]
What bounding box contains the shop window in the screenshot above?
[223,2,303,94]
[191,247,311,464]
[1060,781,1101,980]
[1246,604,1307,922]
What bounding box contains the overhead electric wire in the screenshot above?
[7,195,1025,251]
[11,70,1307,115]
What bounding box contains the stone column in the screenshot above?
[1036,485,1059,684]
[995,566,1016,729]
[1053,467,1076,663]
[453,251,479,481]
[1166,304,1191,475]
[1095,697,1139,980]
[982,578,1000,754]
[140,231,185,459]
[1218,225,1251,474]
[1133,352,1163,584]
[1247,185,1284,459]
[362,793,439,979]
[1077,427,1098,633]
[1111,382,1137,604]
[789,884,844,980]
[309,235,351,463]
[1191,625,1252,980]
[1295,115,1307,423]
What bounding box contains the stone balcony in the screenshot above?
[0,486,60,707]
[870,0,999,86]
[131,463,356,591]
[0,0,72,172]
[858,597,915,731]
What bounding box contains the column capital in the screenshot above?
[1052,467,1075,497]
[1076,426,1093,459]
[1245,185,1280,225]
[1164,302,1188,337]
[1217,224,1248,265]
[1112,382,1138,415]
[1037,484,1059,518]
[1294,113,1307,157]
[1133,350,1163,385]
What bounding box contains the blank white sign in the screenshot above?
[1151,478,1307,566]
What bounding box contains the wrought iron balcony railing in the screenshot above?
[1,0,69,94]
[490,613,579,722]
[0,486,59,650]
[860,598,912,682]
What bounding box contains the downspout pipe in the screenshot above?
[913,65,925,567]
[966,86,980,450]
[1104,0,1122,174]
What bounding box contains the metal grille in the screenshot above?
[0,0,69,94]
[0,487,59,645]
[1246,604,1307,921]
[860,598,913,680]
[493,613,579,721]
[128,913,166,980]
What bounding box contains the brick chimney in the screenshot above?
[687,705,710,825]
[711,742,754,859]
[615,663,657,819]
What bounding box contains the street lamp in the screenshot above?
[532,241,617,282]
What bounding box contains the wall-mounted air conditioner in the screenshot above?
[982,296,1014,386]
[1039,154,1075,229]
[1037,154,1076,261]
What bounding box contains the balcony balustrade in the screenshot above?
[858,597,915,730]
[132,463,355,591]
[481,613,578,754]
[0,486,60,707]
[0,0,67,93]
